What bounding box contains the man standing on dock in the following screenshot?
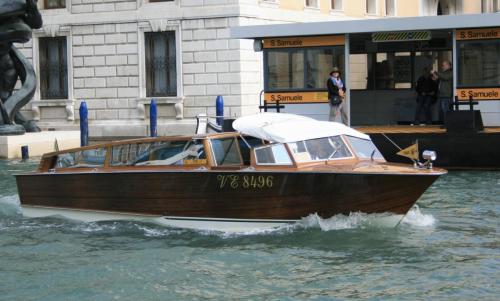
[433,61,453,124]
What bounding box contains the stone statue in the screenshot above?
[0,0,42,135]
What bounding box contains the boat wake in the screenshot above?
[213,206,436,237]
[0,195,435,237]
[0,195,22,217]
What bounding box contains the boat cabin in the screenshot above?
[38,115,385,173]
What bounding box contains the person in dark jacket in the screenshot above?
[414,67,438,125]
[327,67,347,124]
[432,60,453,123]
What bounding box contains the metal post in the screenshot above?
[21,146,29,160]
[79,101,88,147]
[150,98,157,137]
[216,95,224,126]
[452,29,457,107]
[344,33,351,126]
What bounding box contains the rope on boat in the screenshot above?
[381,133,402,151]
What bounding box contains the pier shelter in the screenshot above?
[231,14,500,126]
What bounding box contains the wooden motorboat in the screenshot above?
[15,113,446,232]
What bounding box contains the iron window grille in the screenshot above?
[39,37,68,100]
[145,31,177,97]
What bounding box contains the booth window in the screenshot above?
[458,39,500,87]
[145,31,177,97]
[350,50,451,90]
[265,46,344,91]
[39,37,68,99]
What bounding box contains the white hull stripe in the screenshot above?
[21,206,298,233]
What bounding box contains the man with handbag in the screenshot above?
[327,67,348,124]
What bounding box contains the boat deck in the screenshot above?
[355,126,500,134]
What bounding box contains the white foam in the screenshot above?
[207,207,436,237]
[0,195,22,217]
[400,205,436,227]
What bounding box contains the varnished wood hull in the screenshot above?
[15,170,439,221]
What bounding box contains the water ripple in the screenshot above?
[0,159,499,300]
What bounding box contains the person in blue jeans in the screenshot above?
[432,61,453,124]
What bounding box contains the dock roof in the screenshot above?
[230,13,500,39]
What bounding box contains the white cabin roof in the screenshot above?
[233,113,370,143]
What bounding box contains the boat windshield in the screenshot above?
[288,136,352,162]
[345,136,385,160]
[111,140,206,166]
[254,144,292,165]
[55,147,107,168]
[210,137,243,166]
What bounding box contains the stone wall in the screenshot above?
[16,0,339,137]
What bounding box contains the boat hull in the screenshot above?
[16,170,439,225]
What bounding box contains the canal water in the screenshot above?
[0,159,498,300]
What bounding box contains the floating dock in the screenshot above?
[357,126,500,170]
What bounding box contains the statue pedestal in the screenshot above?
[0,131,80,159]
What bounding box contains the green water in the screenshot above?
[0,159,498,300]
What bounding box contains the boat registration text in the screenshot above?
[217,175,274,189]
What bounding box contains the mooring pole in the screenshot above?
[21,145,29,160]
[216,95,224,126]
[79,101,88,147]
[150,98,157,137]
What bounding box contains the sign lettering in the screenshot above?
[263,35,344,49]
[456,88,500,100]
[456,28,500,40]
[264,92,328,104]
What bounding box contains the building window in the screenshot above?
[458,40,500,87]
[366,0,376,14]
[331,0,343,10]
[265,46,345,92]
[145,31,177,97]
[39,37,68,99]
[385,0,395,15]
[482,0,500,12]
[44,0,66,9]
[305,0,319,8]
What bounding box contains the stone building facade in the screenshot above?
[17,0,352,137]
[17,0,496,137]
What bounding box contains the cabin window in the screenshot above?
[110,140,206,166]
[211,137,242,166]
[55,148,107,168]
[288,136,352,162]
[238,136,263,165]
[346,136,385,160]
[254,144,292,165]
